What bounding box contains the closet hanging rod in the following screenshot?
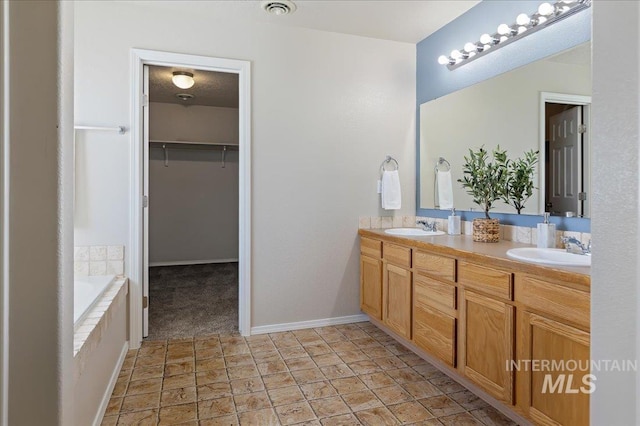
[74,125,126,134]
[149,141,238,150]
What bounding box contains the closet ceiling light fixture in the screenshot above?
[176,93,194,101]
[261,0,297,15]
[172,71,195,89]
[437,0,590,70]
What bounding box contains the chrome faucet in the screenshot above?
[417,220,437,232]
[561,236,591,255]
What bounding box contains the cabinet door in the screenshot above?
[518,311,590,426]
[360,255,382,320]
[461,289,514,404]
[383,263,412,339]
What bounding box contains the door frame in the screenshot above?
[538,92,591,215]
[129,49,252,347]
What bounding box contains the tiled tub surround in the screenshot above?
[75,244,125,276]
[74,278,130,426]
[359,216,591,248]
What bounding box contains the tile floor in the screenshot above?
[102,322,517,425]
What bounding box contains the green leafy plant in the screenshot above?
[458,146,508,219]
[500,149,539,214]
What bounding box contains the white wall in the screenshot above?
[591,1,639,424]
[2,1,74,424]
[149,103,239,144]
[74,2,416,328]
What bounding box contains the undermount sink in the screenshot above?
[506,247,591,267]
[384,228,445,237]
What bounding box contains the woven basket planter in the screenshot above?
[472,218,500,243]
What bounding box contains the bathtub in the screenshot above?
[74,275,116,326]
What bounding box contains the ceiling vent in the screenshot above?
[176,93,194,101]
[261,0,297,16]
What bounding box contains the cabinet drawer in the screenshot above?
[414,274,456,313]
[383,243,411,268]
[414,305,456,367]
[360,237,382,258]
[458,261,512,300]
[515,275,590,329]
[413,251,456,282]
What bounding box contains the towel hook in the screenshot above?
[434,157,451,173]
[380,155,399,175]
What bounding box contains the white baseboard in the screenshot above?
[250,314,369,335]
[149,258,238,267]
[93,341,129,426]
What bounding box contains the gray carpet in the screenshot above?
[145,262,238,340]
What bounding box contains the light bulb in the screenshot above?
[518,26,527,34]
[172,72,195,89]
[497,23,514,36]
[480,33,494,45]
[464,42,478,53]
[499,35,508,43]
[451,49,462,59]
[516,13,531,26]
[437,55,450,65]
[538,15,548,24]
[538,2,555,16]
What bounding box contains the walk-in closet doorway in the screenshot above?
[130,50,251,347]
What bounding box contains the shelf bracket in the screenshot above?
[221,145,227,168]
[163,144,169,167]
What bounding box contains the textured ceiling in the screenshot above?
[149,66,239,108]
[129,1,479,44]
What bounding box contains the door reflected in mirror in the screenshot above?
[419,42,591,218]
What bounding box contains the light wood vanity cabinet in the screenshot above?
[358,230,591,426]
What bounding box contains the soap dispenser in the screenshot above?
[537,212,556,248]
[448,208,461,235]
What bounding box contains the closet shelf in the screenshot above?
[150,140,239,150]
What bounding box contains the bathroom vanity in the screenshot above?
[359,229,591,426]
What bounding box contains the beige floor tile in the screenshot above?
[358,372,396,390]
[429,375,466,394]
[275,401,317,425]
[120,392,160,413]
[196,347,224,361]
[372,385,413,405]
[116,408,158,426]
[397,353,427,367]
[330,376,367,394]
[354,406,399,425]
[262,372,297,390]
[329,341,358,353]
[199,414,239,425]
[320,364,355,380]
[166,351,195,364]
[131,365,164,381]
[308,396,350,418]
[418,395,465,417]
[138,344,165,358]
[320,413,361,426]
[387,401,433,423]
[412,364,445,380]
[267,385,306,406]
[157,402,197,425]
[135,353,165,368]
[249,341,277,353]
[384,343,411,356]
[233,390,272,412]
[197,396,235,419]
[111,380,128,397]
[347,360,380,375]
[228,365,259,380]
[286,356,317,371]
[291,368,326,385]
[100,414,118,426]
[468,406,517,426]
[225,353,254,368]
[438,412,484,426]
[163,373,196,390]
[257,360,288,375]
[237,408,279,425]
[197,382,232,401]
[337,350,369,364]
[196,368,229,385]
[312,353,343,367]
[448,390,489,410]
[252,351,282,364]
[299,381,338,400]
[341,390,383,412]
[164,361,195,377]
[362,346,393,359]
[305,343,333,356]
[340,330,369,340]
[195,357,226,372]
[230,377,265,395]
[387,367,424,384]
[105,397,123,417]
[222,343,250,356]
[278,345,308,359]
[160,386,196,406]
[401,381,443,399]
[373,357,408,371]
[352,338,382,350]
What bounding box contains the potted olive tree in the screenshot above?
[501,149,539,214]
[458,146,507,242]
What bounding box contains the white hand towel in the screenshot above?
[437,170,453,209]
[381,170,401,210]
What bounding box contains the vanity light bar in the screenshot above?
[438,0,591,70]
